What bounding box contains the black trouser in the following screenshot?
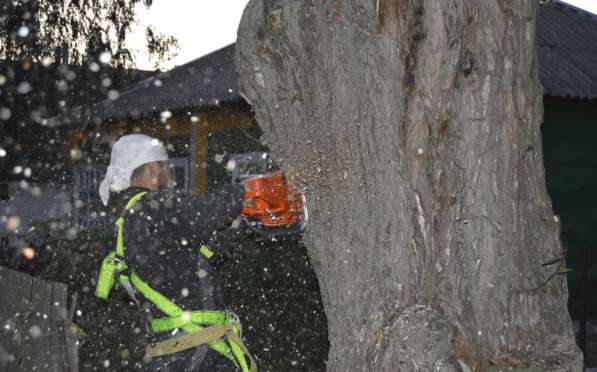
[144,344,238,371]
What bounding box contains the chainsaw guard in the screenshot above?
[243,193,309,239]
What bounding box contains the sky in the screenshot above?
[128,0,250,71]
[129,0,597,71]
[562,0,597,15]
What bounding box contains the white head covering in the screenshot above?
[99,134,169,206]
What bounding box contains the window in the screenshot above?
[169,157,190,191]
[0,183,9,201]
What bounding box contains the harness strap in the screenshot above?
[227,328,257,372]
[115,217,125,257]
[115,191,147,257]
[125,191,148,210]
[127,271,237,361]
[228,323,252,372]
[150,310,228,332]
[97,191,255,372]
[145,324,257,372]
[199,244,215,259]
[146,324,232,358]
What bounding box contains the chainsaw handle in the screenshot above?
[241,205,288,216]
[243,191,261,199]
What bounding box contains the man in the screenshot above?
[96,134,254,371]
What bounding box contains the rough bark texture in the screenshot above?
[236,1,583,371]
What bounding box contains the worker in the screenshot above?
[95,134,255,371]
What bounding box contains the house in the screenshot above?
[0,62,153,233]
[537,0,597,326]
[54,44,266,227]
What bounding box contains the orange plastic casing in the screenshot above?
[241,171,303,227]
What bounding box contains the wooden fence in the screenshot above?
[0,266,78,372]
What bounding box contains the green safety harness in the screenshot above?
[95,192,256,372]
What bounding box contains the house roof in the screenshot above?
[537,1,597,100]
[59,2,597,126]
[59,44,241,126]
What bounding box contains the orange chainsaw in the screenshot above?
[228,153,308,238]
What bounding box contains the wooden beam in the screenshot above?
[190,123,209,195]
[162,111,255,133]
[196,110,255,131]
[96,110,255,140]
[105,119,191,139]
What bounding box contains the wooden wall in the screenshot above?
[542,97,597,320]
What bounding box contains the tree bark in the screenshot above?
[236,1,582,371]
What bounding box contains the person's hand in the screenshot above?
[242,197,254,208]
[240,178,256,208]
[231,216,242,229]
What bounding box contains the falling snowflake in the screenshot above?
[99,51,112,64]
[17,26,30,37]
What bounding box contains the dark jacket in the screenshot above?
[110,184,244,317]
[34,185,243,371]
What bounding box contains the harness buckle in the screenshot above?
[224,309,241,327]
[224,309,240,324]
[111,257,138,304]
[119,277,139,304]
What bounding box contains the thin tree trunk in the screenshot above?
[236,1,582,370]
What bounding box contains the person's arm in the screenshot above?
[157,184,244,244]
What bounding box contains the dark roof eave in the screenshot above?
[544,93,597,101]
[51,44,242,127]
[53,96,246,128]
[537,2,597,100]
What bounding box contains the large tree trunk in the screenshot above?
[236,1,582,370]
